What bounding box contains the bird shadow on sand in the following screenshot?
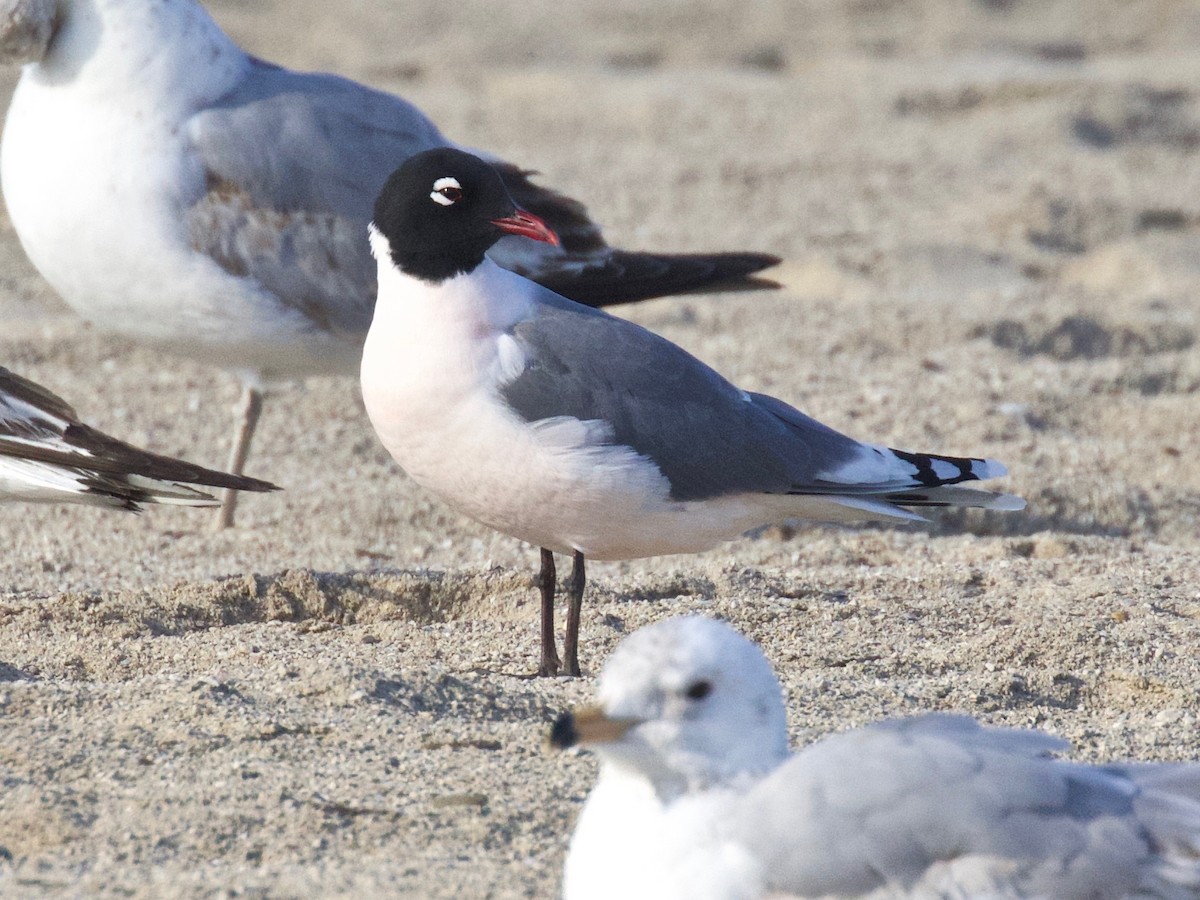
[0,660,33,681]
[369,672,551,724]
[0,568,542,652]
[928,485,1162,539]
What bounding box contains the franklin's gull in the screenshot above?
[360,149,1022,676]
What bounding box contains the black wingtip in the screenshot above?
[535,250,783,309]
[56,421,281,493]
[491,159,782,307]
[206,472,281,494]
[548,712,579,750]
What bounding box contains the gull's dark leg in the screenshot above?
[562,551,586,677]
[538,548,561,677]
[215,383,264,530]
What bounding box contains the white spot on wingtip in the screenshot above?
[981,460,1008,478]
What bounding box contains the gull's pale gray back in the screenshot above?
[730,715,1200,899]
[189,59,449,220]
[184,59,451,340]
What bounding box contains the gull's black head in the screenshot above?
[371,147,559,283]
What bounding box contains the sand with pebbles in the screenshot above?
[2,0,1200,896]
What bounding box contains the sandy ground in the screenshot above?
[2,0,1200,896]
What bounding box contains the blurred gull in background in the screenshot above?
[0,0,778,527]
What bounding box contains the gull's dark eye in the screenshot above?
[430,176,463,207]
[684,680,713,701]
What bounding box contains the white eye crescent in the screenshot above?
[431,176,463,206]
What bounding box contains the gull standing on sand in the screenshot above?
[0,367,277,509]
[550,616,1200,899]
[0,0,778,528]
[361,149,1023,676]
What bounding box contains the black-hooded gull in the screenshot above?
[360,149,1022,676]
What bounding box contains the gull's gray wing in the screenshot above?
[730,715,1200,899]
[498,289,868,503]
[186,61,779,325]
[184,58,449,336]
[499,290,1014,509]
[190,59,448,220]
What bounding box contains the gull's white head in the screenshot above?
[551,617,789,796]
[0,0,56,66]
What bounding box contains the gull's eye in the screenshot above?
[684,680,713,701]
[430,176,463,206]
